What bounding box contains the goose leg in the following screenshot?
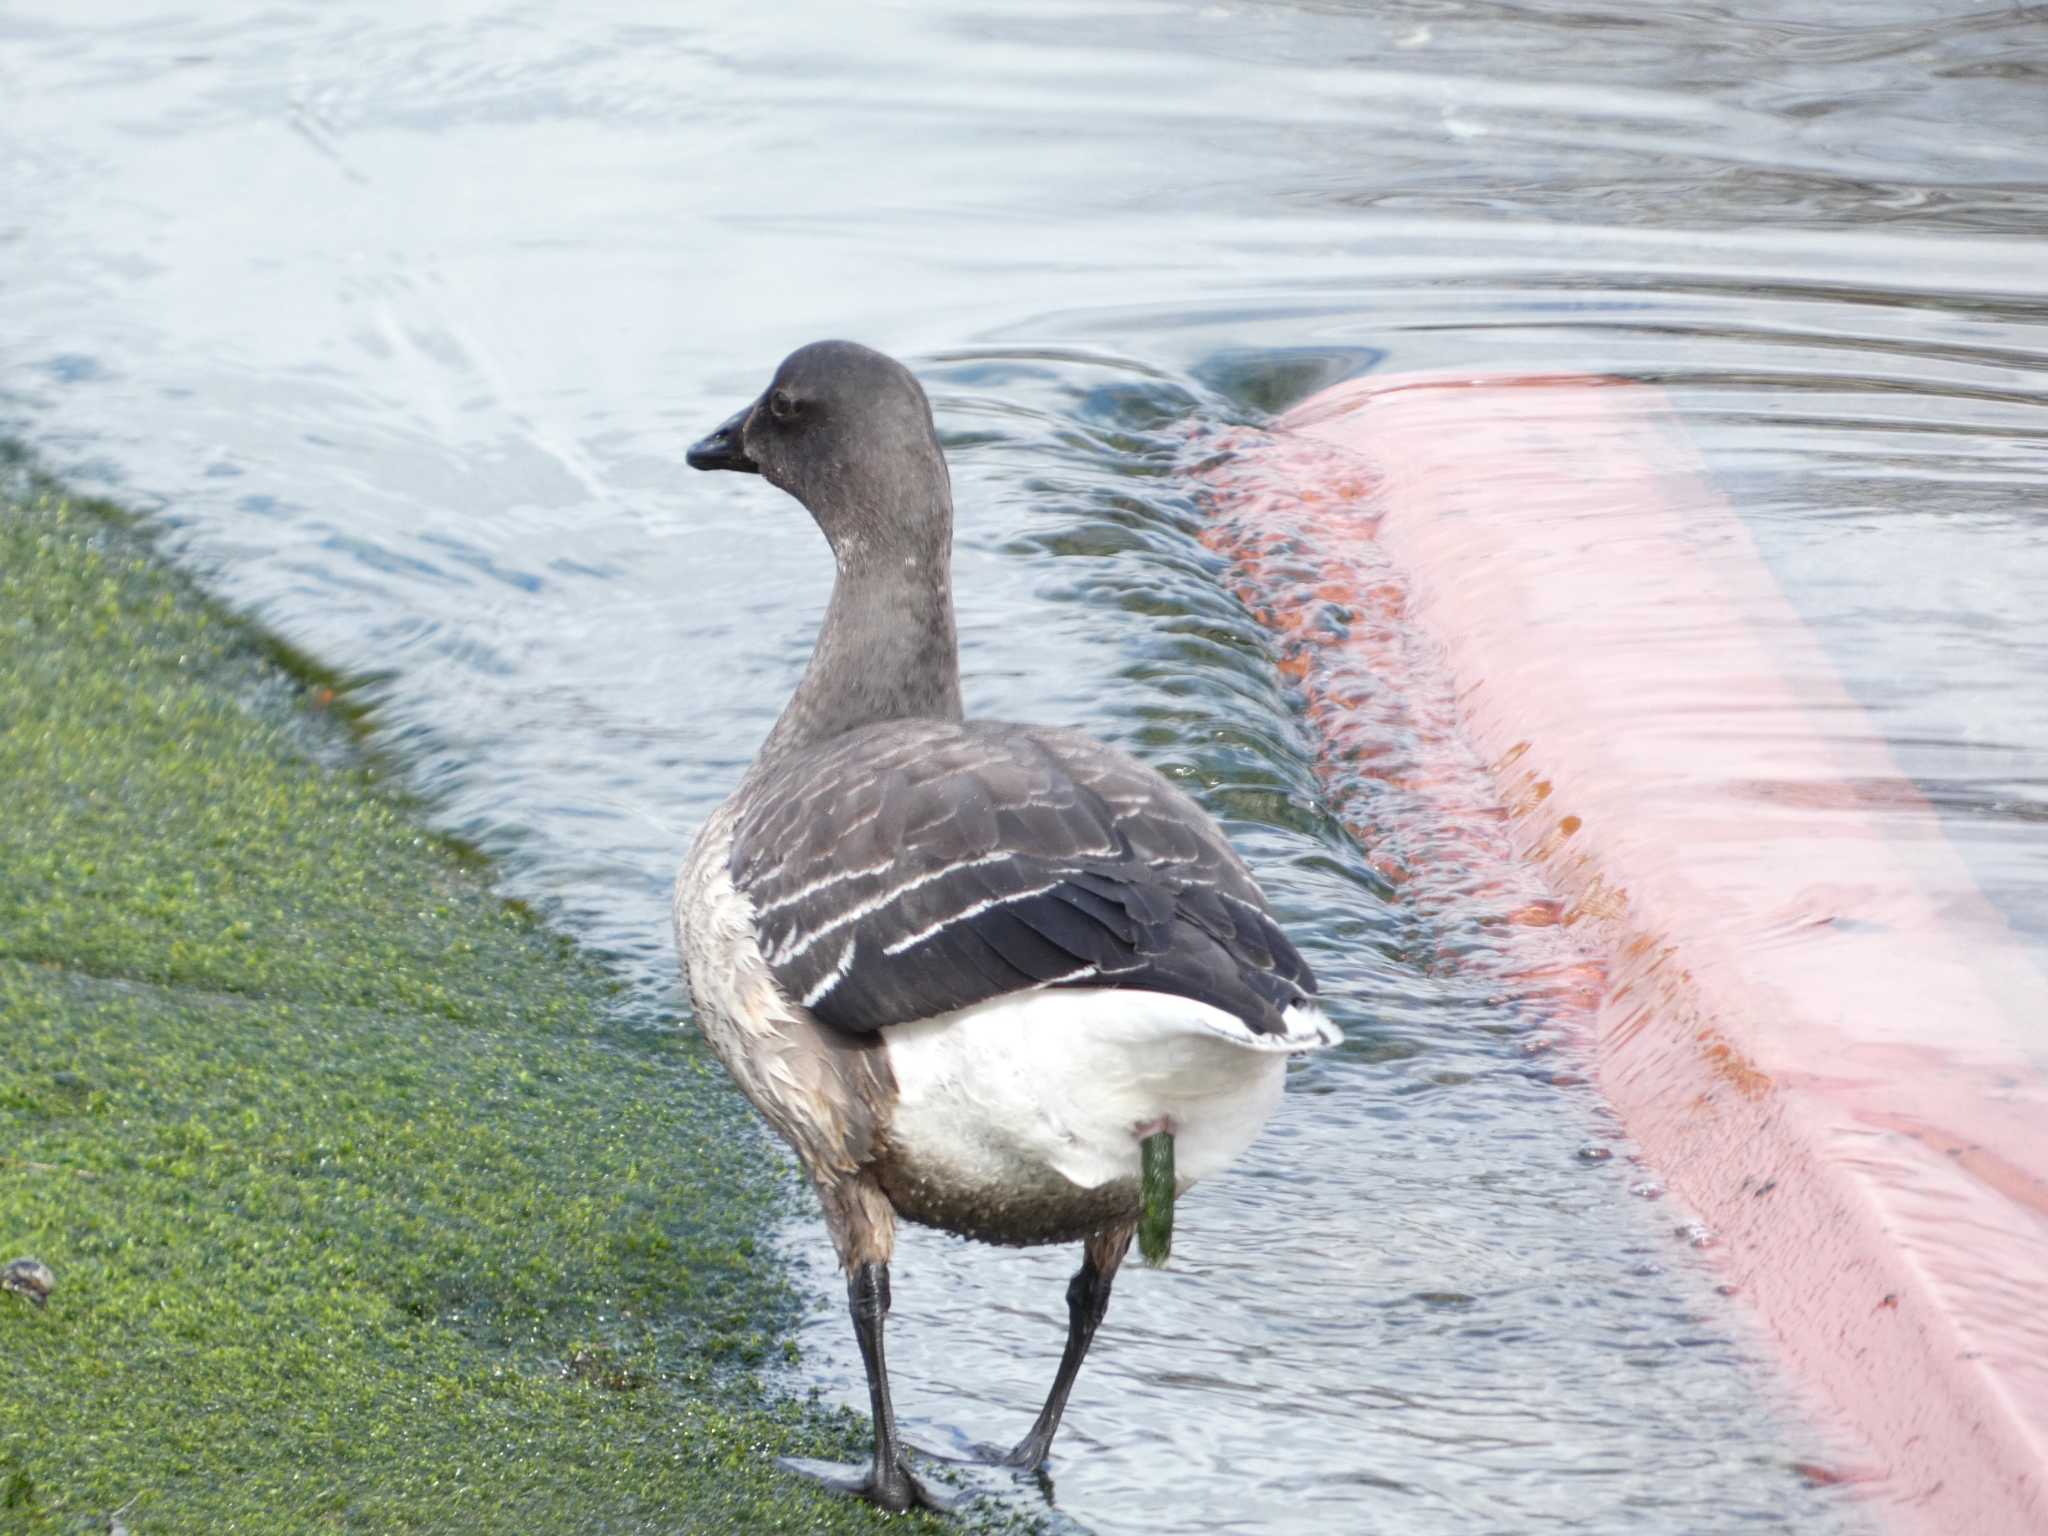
[781,1174,952,1513]
[782,1261,950,1515]
[1005,1224,1133,1471]
[783,1261,951,1513]
[846,1261,927,1509]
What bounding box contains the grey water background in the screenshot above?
[5,1,2046,1530]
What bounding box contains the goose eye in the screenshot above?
[769,389,796,420]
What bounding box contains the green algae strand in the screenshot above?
[1139,1130,1175,1267]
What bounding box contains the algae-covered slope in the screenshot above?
[0,478,934,1533]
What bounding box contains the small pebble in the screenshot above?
[3,1257,55,1308]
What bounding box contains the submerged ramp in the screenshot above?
[1200,373,2048,1536]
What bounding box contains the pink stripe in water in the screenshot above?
[1197,372,2048,1536]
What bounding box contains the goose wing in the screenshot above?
[728,718,1317,1036]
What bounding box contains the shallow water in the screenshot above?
[6,0,2047,1530]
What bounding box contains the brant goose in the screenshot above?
[674,341,1338,1512]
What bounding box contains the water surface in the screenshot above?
[6,1,2046,1530]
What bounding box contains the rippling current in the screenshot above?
[5,1,2046,1530]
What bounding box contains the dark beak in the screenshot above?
[686,405,760,474]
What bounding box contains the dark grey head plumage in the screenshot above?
[687,340,952,565]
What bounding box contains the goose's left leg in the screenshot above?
[1005,1223,1135,1471]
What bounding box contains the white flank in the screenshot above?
[1278,998,1344,1050]
[883,987,1340,1194]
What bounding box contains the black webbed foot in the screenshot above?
[779,1453,959,1514]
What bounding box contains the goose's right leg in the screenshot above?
[1005,1223,1135,1472]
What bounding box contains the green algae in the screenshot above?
[0,480,968,1533]
[1136,1133,1173,1269]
